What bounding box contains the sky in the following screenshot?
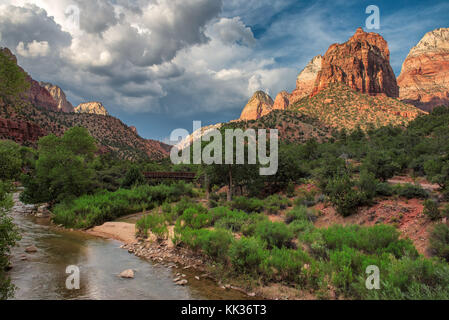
[0,0,448,142]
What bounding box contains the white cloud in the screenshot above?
[16,40,50,57]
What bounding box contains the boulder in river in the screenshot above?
[25,245,38,253]
[119,269,135,279]
[175,279,188,286]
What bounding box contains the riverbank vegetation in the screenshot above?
[11,106,449,299]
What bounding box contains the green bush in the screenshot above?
[229,237,268,274]
[264,195,291,214]
[285,206,317,224]
[423,199,441,220]
[254,221,293,249]
[52,182,194,228]
[326,175,367,217]
[177,228,234,263]
[230,196,264,213]
[136,213,167,240]
[178,207,211,229]
[429,224,449,262]
[321,225,418,258]
[395,183,429,199]
[262,247,312,284]
[375,182,394,197]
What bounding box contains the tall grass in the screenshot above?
[52,182,195,228]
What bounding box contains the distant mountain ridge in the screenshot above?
[0,47,169,160]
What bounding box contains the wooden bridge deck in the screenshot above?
[143,172,196,180]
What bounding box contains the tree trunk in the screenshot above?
[227,167,233,202]
[205,173,210,201]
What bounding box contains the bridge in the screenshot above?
[143,172,196,181]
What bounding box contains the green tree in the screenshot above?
[0,49,29,105]
[21,127,97,204]
[0,181,20,300]
[0,141,22,181]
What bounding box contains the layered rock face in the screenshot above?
[290,55,322,103]
[0,118,46,144]
[398,28,449,111]
[40,82,74,113]
[239,91,274,121]
[312,28,399,98]
[273,91,291,111]
[75,102,109,116]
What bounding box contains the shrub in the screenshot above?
[229,237,268,274]
[321,225,418,258]
[136,213,167,240]
[375,182,394,197]
[230,197,264,213]
[262,247,312,284]
[197,229,234,263]
[429,224,449,261]
[264,195,291,214]
[326,175,366,217]
[285,206,317,224]
[52,183,194,228]
[178,207,211,229]
[423,199,441,220]
[178,228,234,263]
[395,183,429,199]
[254,221,293,249]
[286,182,295,197]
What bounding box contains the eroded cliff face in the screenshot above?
[290,55,322,104]
[398,28,449,111]
[40,82,74,113]
[312,28,399,98]
[273,91,291,111]
[74,102,109,116]
[239,91,274,121]
[0,117,46,144]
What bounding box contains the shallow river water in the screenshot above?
[7,193,248,300]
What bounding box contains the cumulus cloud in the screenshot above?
[16,40,50,57]
[0,0,298,118]
[209,17,256,46]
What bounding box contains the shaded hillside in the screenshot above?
[0,104,169,160]
[291,83,425,131]
[226,110,332,143]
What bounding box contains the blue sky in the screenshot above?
[1,0,448,142]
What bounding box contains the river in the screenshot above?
[7,193,248,300]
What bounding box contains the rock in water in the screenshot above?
[398,28,449,111]
[25,245,38,253]
[311,27,399,98]
[119,269,135,279]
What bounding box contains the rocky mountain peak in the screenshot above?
[398,27,449,111]
[312,28,399,98]
[74,102,109,116]
[407,28,449,58]
[39,82,74,113]
[239,91,274,120]
[290,55,323,104]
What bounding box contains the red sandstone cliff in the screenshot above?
[398,28,449,111]
[312,28,399,98]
